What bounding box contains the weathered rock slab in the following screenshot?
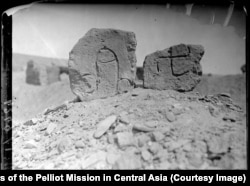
[143,44,204,91]
[69,28,137,101]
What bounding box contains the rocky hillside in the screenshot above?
[12,88,246,169]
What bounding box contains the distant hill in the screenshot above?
[12,53,68,71]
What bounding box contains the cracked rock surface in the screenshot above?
[143,44,204,91]
[13,88,246,169]
[69,28,137,101]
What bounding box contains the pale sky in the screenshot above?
[12,3,246,75]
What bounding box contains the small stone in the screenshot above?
[182,143,193,152]
[31,118,39,124]
[15,131,23,138]
[42,162,55,169]
[57,137,72,154]
[93,115,117,139]
[187,152,204,168]
[113,154,142,169]
[206,136,229,154]
[160,126,171,134]
[148,142,162,155]
[116,132,135,149]
[67,128,75,134]
[119,111,130,124]
[45,122,57,135]
[63,114,69,118]
[107,132,115,144]
[136,134,151,147]
[166,112,176,122]
[124,146,140,155]
[75,141,85,149]
[144,121,158,128]
[157,160,171,169]
[208,105,220,117]
[133,123,154,132]
[141,149,151,161]
[114,124,128,133]
[151,131,165,142]
[81,151,107,169]
[218,92,231,98]
[223,116,236,122]
[155,149,169,161]
[106,153,120,165]
[24,140,38,149]
[23,120,36,126]
[166,139,190,151]
[34,134,41,142]
[171,104,184,115]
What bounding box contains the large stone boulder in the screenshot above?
[26,60,60,85]
[68,28,137,101]
[143,44,204,92]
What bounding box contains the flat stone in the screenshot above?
[187,152,204,168]
[81,151,107,169]
[208,105,220,117]
[57,137,72,154]
[69,28,137,101]
[24,140,38,149]
[119,111,130,124]
[34,134,41,142]
[166,112,176,122]
[75,140,85,149]
[93,115,117,139]
[113,154,142,169]
[148,142,162,155]
[141,149,152,161]
[143,44,204,92]
[23,120,36,126]
[45,123,57,135]
[136,134,151,147]
[151,131,165,141]
[116,132,135,149]
[206,136,229,154]
[106,153,120,165]
[114,124,129,133]
[144,121,158,128]
[156,160,172,169]
[133,123,154,132]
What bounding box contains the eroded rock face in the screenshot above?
[26,60,60,85]
[143,44,204,92]
[69,28,137,101]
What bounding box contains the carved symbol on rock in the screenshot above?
[96,48,119,98]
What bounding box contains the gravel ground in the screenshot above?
[12,88,247,169]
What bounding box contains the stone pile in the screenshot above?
[12,89,246,170]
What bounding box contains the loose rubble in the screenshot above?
[13,88,246,169]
